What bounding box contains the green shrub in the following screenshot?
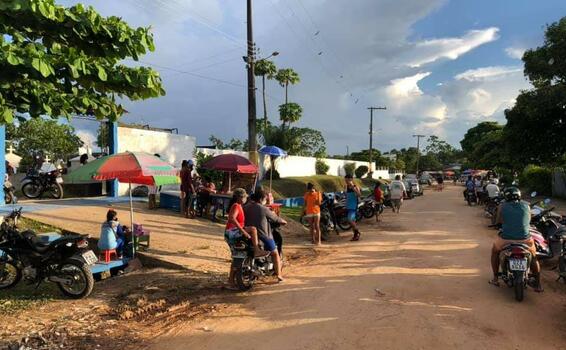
[315,159,330,175]
[355,165,369,179]
[519,165,552,195]
[344,162,356,176]
[194,152,223,187]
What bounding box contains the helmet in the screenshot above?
[491,178,499,185]
[503,187,521,202]
[187,159,194,166]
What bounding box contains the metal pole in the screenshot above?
[413,134,425,175]
[129,181,135,257]
[247,0,258,165]
[367,107,386,176]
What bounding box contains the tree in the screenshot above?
[262,124,326,157]
[0,1,164,124]
[208,135,246,151]
[315,159,329,175]
[460,122,503,156]
[424,135,460,167]
[96,123,109,152]
[278,102,303,128]
[354,165,369,179]
[275,68,300,104]
[254,59,277,129]
[501,17,566,168]
[10,118,83,169]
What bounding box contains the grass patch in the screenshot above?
[18,217,64,234]
[264,175,381,199]
[280,206,303,223]
[0,283,59,315]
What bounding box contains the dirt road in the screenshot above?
[149,185,566,350]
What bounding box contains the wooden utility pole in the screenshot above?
[413,134,426,176]
[367,107,386,174]
[246,0,258,165]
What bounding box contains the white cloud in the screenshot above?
[455,66,523,81]
[505,47,526,60]
[386,72,431,98]
[406,27,500,67]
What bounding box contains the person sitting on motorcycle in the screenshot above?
[485,179,500,200]
[464,175,475,200]
[99,209,126,258]
[244,188,287,282]
[489,187,543,292]
[345,174,362,241]
[225,188,268,258]
[303,183,322,245]
[373,181,383,222]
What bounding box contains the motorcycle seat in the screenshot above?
[22,231,52,253]
[501,243,531,251]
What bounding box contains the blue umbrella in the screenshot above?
[259,145,287,157]
[259,146,287,192]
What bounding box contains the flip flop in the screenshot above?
[488,279,500,287]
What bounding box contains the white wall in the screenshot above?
[195,148,396,180]
[117,127,196,194]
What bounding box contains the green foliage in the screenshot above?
[194,152,223,187]
[10,118,83,170]
[267,175,375,200]
[96,122,109,151]
[262,124,326,157]
[519,165,552,195]
[208,135,246,151]
[355,165,369,179]
[460,122,503,155]
[255,60,277,79]
[315,159,329,175]
[0,0,164,123]
[424,135,461,167]
[279,102,303,126]
[344,162,356,176]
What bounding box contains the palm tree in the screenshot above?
[275,68,300,104]
[254,60,277,130]
[278,102,303,129]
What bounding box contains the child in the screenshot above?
[373,181,383,222]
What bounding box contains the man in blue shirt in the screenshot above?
[489,187,543,292]
[345,174,362,241]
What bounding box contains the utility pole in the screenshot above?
[246,0,258,165]
[367,107,386,174]
[413,134,426,176]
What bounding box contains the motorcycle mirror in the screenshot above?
[544,198,551,205]
[530,191,537,198]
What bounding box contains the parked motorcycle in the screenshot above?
[0,208,96,298]
[3,175,16,204]
[360,195,378,219]
[21,168,64,199]
[230,220,283,291]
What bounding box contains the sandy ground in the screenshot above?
[146,185,566,350]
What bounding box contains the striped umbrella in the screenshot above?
[66,152,179,256]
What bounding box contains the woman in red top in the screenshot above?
[224,188,268,288]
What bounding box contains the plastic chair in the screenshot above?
[99,249,117,263]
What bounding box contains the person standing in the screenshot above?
[373,181,383,222]
[303,183,322,245]
[148,153,161,210]
[389,175,407,214]
[345,175,362,241]
[179,160,190,217]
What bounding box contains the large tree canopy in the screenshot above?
[460,121,503,156]
[0,0,165,123]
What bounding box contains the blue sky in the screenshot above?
[61,0,566,154]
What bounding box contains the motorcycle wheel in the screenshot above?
[0,261,22,290]
[56,260,94,299]
[4,191,13,204]
[49,183,64,199]
[22,182,42,199]
[361,205,375,219]
[513,271,525,302]
[234,257,255,291]
[337,216,351,231]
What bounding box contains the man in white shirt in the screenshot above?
[389,175,407,213]
[485,179,500,199]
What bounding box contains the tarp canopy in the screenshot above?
[201,154,258,174]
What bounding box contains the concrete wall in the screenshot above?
[117,127,196,194]
[195,147,397,180]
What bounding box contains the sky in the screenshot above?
[61,0,566,155]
